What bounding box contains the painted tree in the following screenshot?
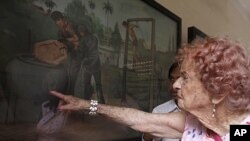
[103,0,113,32]
[44,0,56,11]
[91,15,105,40]
[33,0,56,15]
[64,0,93,33]
[88,0,96,13]
[64,0,87,20]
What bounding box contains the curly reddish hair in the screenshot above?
[177,37,250,111]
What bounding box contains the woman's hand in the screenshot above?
[50,91,89,111]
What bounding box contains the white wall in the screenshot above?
[156,0,250,49]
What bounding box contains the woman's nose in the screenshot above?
[173,77,182,91]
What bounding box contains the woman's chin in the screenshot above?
[177,100,184,109]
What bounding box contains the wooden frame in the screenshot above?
[188,26,207,43]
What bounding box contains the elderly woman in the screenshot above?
[51,37,250,141]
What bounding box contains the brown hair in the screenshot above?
[177,37,250,111]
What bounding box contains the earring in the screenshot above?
[212,104,216,118]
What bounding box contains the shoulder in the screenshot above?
[241,114,250,125]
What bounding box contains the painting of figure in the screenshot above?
[0,0,181,140]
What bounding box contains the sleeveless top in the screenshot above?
[181,114,250,141]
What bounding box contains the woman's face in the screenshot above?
[173,60,211,112]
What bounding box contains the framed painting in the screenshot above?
[188,26,208,43]
[0,0,181,140]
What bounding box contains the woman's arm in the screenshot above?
[98,105,185,139]
[51,91,185,139]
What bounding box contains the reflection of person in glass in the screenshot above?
[51,37,250,141]
[76,25,105,104]
[143,62,180,141]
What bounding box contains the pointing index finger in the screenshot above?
[50,91,66,100]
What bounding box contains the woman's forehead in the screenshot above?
[180,58,198,76]
[180,58,193,71]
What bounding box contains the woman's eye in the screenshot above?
[181,72,189,82]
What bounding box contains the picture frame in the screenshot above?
[188,26,208,43]
[0,0,181,140]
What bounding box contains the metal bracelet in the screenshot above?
[89,100,98,115]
